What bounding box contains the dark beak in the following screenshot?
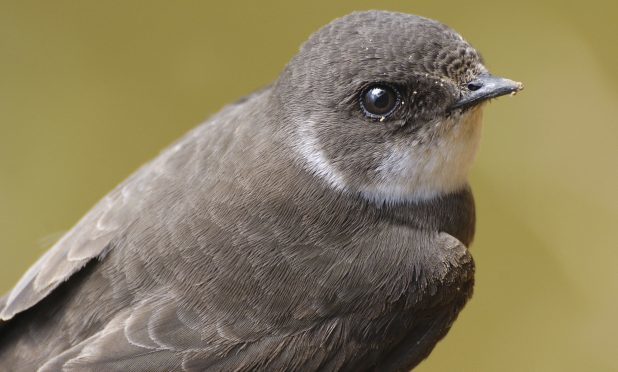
[451,74,523,110]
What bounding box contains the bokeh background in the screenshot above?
[1,1,617,371]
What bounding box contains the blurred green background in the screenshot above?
[1,1,617,371]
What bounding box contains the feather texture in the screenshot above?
[0,11,484,371]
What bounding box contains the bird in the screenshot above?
[0,10,522,371]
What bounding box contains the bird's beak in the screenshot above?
[451,74,523,110]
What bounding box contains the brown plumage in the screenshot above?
[0,10,521,371]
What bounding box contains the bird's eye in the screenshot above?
[360,84,400,119]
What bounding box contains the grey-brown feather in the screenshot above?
[0,10,479,372]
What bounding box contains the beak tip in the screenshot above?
[515,80,524,91]
[501,78,523,96]
[511,81,524,96]
[511,81,524,95]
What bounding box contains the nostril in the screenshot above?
[467,82,483,91]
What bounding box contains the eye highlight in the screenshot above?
[360,84,401,119]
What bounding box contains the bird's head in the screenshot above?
[274,11,522,204]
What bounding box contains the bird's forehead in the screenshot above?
[300,11,485,84]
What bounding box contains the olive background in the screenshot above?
[1,1,617,371]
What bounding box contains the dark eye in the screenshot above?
[360,84,400,119]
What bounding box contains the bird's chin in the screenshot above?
[358,107,484,205]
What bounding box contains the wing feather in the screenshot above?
[0,171,149,321]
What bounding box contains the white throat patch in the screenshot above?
[293,108,483,204]
[364,108,484,203]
